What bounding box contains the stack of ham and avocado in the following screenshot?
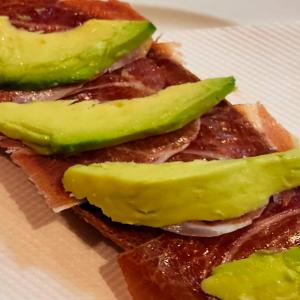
[0,1,300,299]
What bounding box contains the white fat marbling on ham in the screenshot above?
[222,206,300,262]
[182,149,232,160]
[154,120,201,163]
[66,81,156,99]
[10,84,83,103]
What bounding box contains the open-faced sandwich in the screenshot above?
[1,1,300,299]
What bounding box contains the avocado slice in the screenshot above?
[0,16,155,90]
[63,149,300,227]
[201,247,300,300]
[0,77,235,154]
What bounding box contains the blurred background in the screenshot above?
[128,0,300,30]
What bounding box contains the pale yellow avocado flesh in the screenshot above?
[202,247,300,300]
[0,77,235,154]
[63,149,300,227]
[0,16,155,89]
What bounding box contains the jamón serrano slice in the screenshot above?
[169,101,273,162]
[73,203,162,250]
[119,189,300,299]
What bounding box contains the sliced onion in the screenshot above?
[164,207,266,237]
[67,81,157,97]
[182,149,232,160]
[10,84,83,103]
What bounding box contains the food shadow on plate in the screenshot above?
[62,210,132,300]
[100,257,133,300]
[0,154,56,229]
[61,209,121,253]
[61,204,133,300]
[0,153,121,252]
[0,154,131,299]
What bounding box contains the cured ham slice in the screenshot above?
[67,98,295,248]
[0,0,143,33]
[162,102,298,239]
[73,203,162,250]
[236,103,298,151]
[0,0,89,33]
[169,101,274,162]
[119,190,300,300]
[60,0,144,22]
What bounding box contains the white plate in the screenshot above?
[128,2,233,31]
[128,0,300,30]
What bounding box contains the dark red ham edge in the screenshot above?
[0,1,299,300]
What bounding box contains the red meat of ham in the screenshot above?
[0,0,143,33]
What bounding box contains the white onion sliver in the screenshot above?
[182,149,231,160]
[164,206,266,237]
[13,84,83,103]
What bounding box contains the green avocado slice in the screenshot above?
[0,77,235,154]
[0,16,155,90]
[63,149,300,227]
[201,247,300,300]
